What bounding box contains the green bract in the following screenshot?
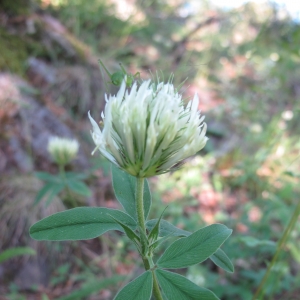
[88,79,208,177]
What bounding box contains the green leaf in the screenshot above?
[210,248,234,273]
[114,271,153,300]
[156,269,219,300]
[146,219,191,238]
[157,224,232,269]
[67,179,91,196]
[35,172,60,183]
[238,236,276,248]
[41,294,50,300]
[149,234,173,251]
[0,247,36,264]
[57,275,124,300]
[108,214,140,243]
[34,183,57,205]
[45,183,65,207]
[30,207,136,241]
[148,207,168,243]
[65,172,88,180]
[111,164,151,221]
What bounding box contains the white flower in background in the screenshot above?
[89,79,208,178]
[47,136,79,166]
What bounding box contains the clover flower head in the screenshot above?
[89,79,208,177]
[47,136,79,166]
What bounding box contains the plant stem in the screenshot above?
[152,271,164,300]
[136,177,146,234]
[135,177,164,300]
[59,164,75,207]
[252,199,300,300]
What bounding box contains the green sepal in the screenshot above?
[155,269,219,300]
[210,248,234,273]
[114,271,153,300]
[30,207,136,241]
[157,224,232,269]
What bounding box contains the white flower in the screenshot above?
[89,79,208,177]
[47,136,79,165]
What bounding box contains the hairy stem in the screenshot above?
[136,178,146,235]
[136,177,163,300]
[252,199,300,300]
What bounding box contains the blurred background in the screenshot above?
[0,0,300,299]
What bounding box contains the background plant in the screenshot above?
[35,136,91,207]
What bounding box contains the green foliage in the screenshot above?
[148,207,168,243]
[47,0,132,53]
[112,164,151,220]
[30,207,136,240]
[0,0,31,15]
[31,164,232,298]
[0,247,35,264]
[0,25,48,76]
[35,172,60,182]
[155,269,219,300]
[146,219,191,237]
[66,179,91,197]
[34,170,91,206]
[1,0,299,298]
[114,271,153,300]
[238,236,276,248]
[157,224,232,269]
[50,263,71,286]
[57,275,124,300]
[34,182,62,205]
[210,248,234,273]
[108,214,141,253]
[0,28,32,75]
